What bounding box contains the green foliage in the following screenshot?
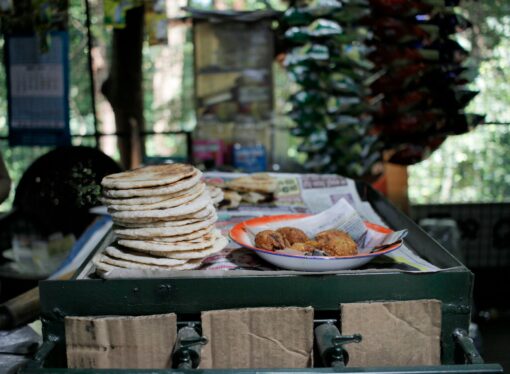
[409,125,510,203]
[409,1,510,204]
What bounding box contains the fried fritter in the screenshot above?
[277,227,309,245]
[316,229,350,242]
[254,230,290,251]
[316,229,358,257]
[290,240,321,253]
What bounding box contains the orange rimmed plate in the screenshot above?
[229,214,403,271]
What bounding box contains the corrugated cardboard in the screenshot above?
[65,313,177,369]
[341,300,441,367]
[200,307,314,369]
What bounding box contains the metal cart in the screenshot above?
[22,182,504,373]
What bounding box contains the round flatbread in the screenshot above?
[107,183,206,211]
[118,235,215,253]
[101,163,196,189]
[154,235,228,260]
[115,225,214,241]
[112,205,215,226]
[94,258,202,274]
[98,254,201,270]
[154,228,215,243]
[109,193,211,222]
[225,173,278,194]
[207,185,221,196]
[101,182,204,206]
[105,246,186,266]
[94,259,117,274]
[207,185,224,204]
[103,171,202,198]
[211,192,223,205]
[114,216,217,239]
[114,212,217,229]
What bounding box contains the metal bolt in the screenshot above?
[157,284,172,296]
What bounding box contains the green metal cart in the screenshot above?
[22,183,504,373]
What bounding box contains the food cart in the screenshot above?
[20,171,504,373]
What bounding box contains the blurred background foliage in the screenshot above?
[409,0,510,204]
[0,0,509,211]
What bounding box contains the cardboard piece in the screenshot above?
[65,313,177,369]
[341,300,441,367]
[200,307,314,369]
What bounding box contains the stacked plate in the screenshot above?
[94,164,228,274]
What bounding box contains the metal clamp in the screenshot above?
[453,328,484,364]
[25,334,60,369]
[172,324,208,369]
[315,322,362,367]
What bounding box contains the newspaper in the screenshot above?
[205,172,363,215]
[204,172,442,273]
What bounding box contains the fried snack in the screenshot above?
[316,229,348,242]
[254,230,290,251]
[290,240,321,253]
[277,227,308,245]
[315,229,358,257]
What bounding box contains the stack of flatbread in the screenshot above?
[94,164,228,274]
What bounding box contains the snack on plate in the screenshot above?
[254,230,290,251]
[316,229,357,256]
[277,227,308,245]
[290,241,320,253]
[254,227,358,257]
[97,163,228,275]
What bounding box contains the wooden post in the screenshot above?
[101,6,145,169]
[384,161,410,214]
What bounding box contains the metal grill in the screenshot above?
[411,203,510,268]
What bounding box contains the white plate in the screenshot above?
[230,214,403,272]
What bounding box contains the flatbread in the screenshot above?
[93,258,203,274]
[101,163,196,189]
[109,193,211,222]
[112,202,215,227]
[154,235,228,260]
[220,190,242,209]
[113,211,217,228]
[225,173,278,194]
[118,235,215,253]
[212,193,223,205]
[207,186,224,205]
[240,191,267,204]
[151,227,214,242]
[103,171,202,198]
[114,216,217,238]
[98,254,202,271]
[107,183,206,211]
[115,225,214,241]
[101,182,204,206]
[94,260,116,274]
[105,246,186,265]
[207,185,221,197]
